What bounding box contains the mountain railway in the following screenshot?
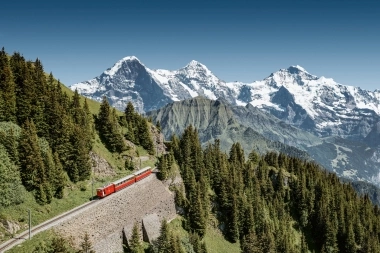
[0,167,153,253]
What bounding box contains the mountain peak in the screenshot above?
[286,65,309,74]
[185,60,208,70]
[103,56,142,76]
[121,56,140,62]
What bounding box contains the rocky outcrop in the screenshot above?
[90,151,116,177]
[141,213,161,243]
[0,220,20,235]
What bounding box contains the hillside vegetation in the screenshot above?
[0,48,156,245]
[153,125,380,253]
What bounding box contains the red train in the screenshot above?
[96,166,152,198]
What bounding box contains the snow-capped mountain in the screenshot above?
[71,57,238,113]
[241,65,380,140]
[70,57,380,142]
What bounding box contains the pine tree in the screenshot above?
[52,152,66,199]
[0,144,25,207]
[226,193,240,242]
[345,223,356,253]
[125,101,136,124]
[48,235,70,253]
[35,183,47,205]
[18,119,46,192]
[156,219,171,253]
[97,96,126,153]
[0,47,16,122]
[129,222,144,253]
[300,232,308,253]
[30,58,49,138]
[241,231,261,253]
[188,184,206,237]
[0,127,19,163]
[157,154,169,180]
[13,58,34,125]
[78,232,95,253]
[189,233,202,253]
[70,89,82,124]
[110,107,127,152]
[69,125,91,182]
[82,99,94,150]
[139,118,154,155]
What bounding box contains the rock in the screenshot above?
[1,220,21,235]
[90,151,116,177]
[142,213,161,243]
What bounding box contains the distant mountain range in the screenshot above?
[70,56,380,186]
[70,56,380,142]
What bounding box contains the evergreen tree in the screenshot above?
[128,222,144,253]
[11,55,34,125]
[78,232,95,253]
[0,127,19,163]
[188,184,206,237]
[52,152,66,199]
[69,124,91,182]
[0,144,25,207]
[241,231,261,253]
[47,235,71,253]
[96,96,126,153]
[157,154,169,180]
[18,119,46,192]
[156,219,171,253]
[139,118,154,155]
[82,99,94,150]
[0,47,16,122]
[125,101,136,124]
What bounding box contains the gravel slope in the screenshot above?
[55,173,176,252]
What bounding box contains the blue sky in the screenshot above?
[1,0,379,90]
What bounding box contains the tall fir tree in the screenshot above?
[78,232,95,253]
[128,222,144,253]
[18,119,45,190]
[97,96,126,153]
[0,47,16,122]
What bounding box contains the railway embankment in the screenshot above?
[55,173,176,253]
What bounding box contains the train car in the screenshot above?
[113,174,136,192]
[96,183,115,198]
[133,166,152,182]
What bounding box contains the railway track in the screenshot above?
[0,199,99,253]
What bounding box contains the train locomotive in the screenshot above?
[96,166,152,198]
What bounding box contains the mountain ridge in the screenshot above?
[70,56,380,146]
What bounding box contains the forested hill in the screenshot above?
[0,47,154,207]
[156,125,380,252]
[0,48,96,206]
